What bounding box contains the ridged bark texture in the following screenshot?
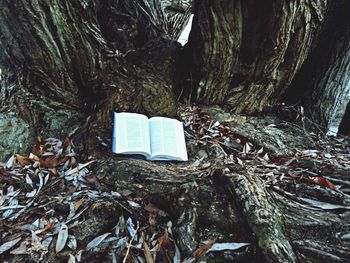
[189,0,242,104]
[0,0,99,108]
[150,0,192,40]
[285,0,350,132]
[0,0,194,137]
[189,0,327,114]
[308,1,350,131]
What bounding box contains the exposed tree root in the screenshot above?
[230,173,297,263]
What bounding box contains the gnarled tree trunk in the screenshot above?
[286,0,350,133]
[0,0,193,159]
[1,1,350,263]
[188,0,327,114]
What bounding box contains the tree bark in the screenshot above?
[285,0,350,132]
[188,0,327,114]
[0,0,194,147]
[1,1,350,263]
[339,102,350,135]
[73,155,350,262]
[152,0,193,40]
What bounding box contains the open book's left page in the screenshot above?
[112,112,151,159]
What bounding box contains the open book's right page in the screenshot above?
[149,117,188,161]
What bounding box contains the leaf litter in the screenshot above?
[0,105,349,262]
[179,105,350,208]
[1,136,240,262]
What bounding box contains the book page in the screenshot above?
[112,112,151,158]
[149,117,188,161]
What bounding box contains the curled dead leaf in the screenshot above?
[193,239,216,259]
[308,176,336,190]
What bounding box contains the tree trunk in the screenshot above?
[0,0,193,154]
[188,0,327,114]
[1,1,350,263]
[154,0,193,40]
[339,102,350,135]
[285,0,350,132]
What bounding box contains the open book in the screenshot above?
[112,112,188,161]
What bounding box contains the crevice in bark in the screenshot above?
[189,0,327,114]
[0,0,193,158]
[285,0,350,131]
[339,102,350,136]
[1,1,349,262]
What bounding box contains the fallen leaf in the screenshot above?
[0,238,21,254]
[324,153,332,158]
[86,233,111,250]
[62,138,71,150]
[302,149,319,157]
[0,166,14,177]
[10,240,28,255]
[68,254,76,263]
[74,198,85,210]
[237,158,244,166]
[65,160,95,176]
[193,239,216,259]
[40,155,60,168]
[263,153,269,161]
[243,143,251,154]
[127,200,141,208]
[67,235,77,250]
[173,244,181,263]
[56,223,69,253]
[126,218,137,241]
[5,155,15,169]
[208,242,250,252]
[298,197,350,210]
[157,230,174,263]
[15,154,31,166]
[309,176,336,190]
[143,242,154,263]
[257,147,264,154]
[29,153,40,161]
[25,174,33,187]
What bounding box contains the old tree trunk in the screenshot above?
[285,0,350,134]
[0,1,349,263]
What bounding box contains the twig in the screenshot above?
[122,221,140,263]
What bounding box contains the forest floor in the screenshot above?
[0,105,349,263]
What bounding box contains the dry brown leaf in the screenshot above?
[29,153,40,161]
[74,198,85,210]
[0,166,14,177]
[157,230,174,263]
[143,242,154,263]
[40,155,59,168]
[309,176,336,190]
[15,154,31,166]
[62,138,71,150]
[193,239,216,259]
[65,160,95,176]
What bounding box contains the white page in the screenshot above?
[112,112,151,158]
[149,117,188,161]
